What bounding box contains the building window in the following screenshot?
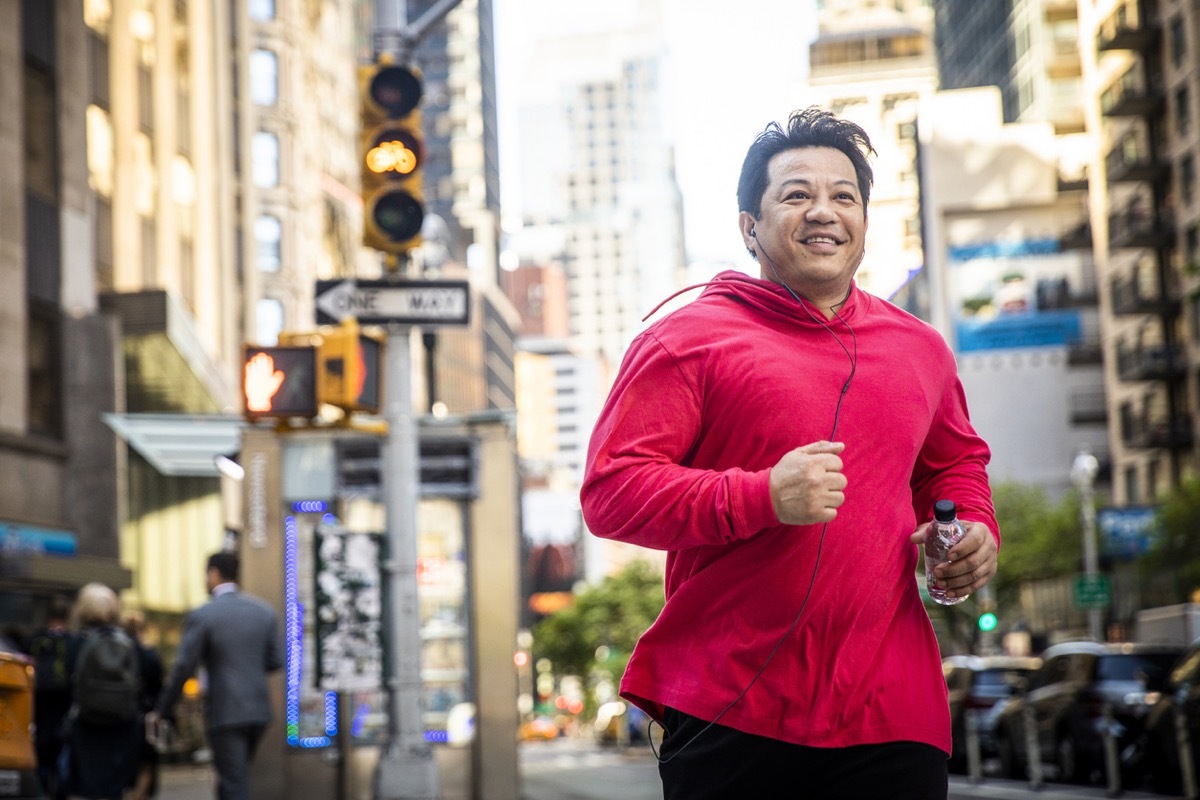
[256,297,284,345]
[28,301,62,437]
[1182,154,1196,207]
[1177,86,1191,137]
[1123,465,1139,504]
[248,0,275,20]
[1190,294,1200,343]
[1171,14,1187,69]
[249,49,277,106]
[256,215,282,272]
[252,131,279,187]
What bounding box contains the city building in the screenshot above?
[918,87,1107,494]
[806,0,939,300]
[934,0,1085,135]
[1080,0,1199,502]
[510,0,686,370]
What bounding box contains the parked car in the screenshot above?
[1130,639,1200,794]
[0,632,42,799]
[993,641,1182,785]
[943,654,1042,773]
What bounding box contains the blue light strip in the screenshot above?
[325,692,338,737]
[284,511,338,749]
[284,515,302,746]
[425,730,449,744]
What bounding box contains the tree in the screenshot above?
[531,559,664,685]
[1139,475,1200,604]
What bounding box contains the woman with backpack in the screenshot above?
[61,582,141,800]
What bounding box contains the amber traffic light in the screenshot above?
[360,60,425,254]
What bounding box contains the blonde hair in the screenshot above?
[74,582,120,628]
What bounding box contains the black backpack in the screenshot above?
[73,628,140,726]
[27,629,73,694]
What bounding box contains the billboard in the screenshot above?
[948,238,1084,353]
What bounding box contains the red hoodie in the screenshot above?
[580,271,998,754]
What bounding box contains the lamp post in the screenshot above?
[1071,448,1103,641]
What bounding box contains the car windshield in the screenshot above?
[1096,653,1179,689]
[975,668,1030,696]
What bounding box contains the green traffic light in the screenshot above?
[978,611,998,632]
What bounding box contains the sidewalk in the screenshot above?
[158,762,214,800]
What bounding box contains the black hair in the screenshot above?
[207,550,240,583]
[736,106,877,220]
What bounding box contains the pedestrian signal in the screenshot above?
[315,321,384,414]
[360,59,425,254]
[241,345,318,419]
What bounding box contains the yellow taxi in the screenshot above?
[0,634,40,798]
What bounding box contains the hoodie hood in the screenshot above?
[645,269,868,327]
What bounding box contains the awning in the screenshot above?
[102,413,245,477]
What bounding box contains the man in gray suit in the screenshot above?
[150,550,283,800]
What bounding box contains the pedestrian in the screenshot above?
[62,582,141,800]
[121,610,164,800]
[580,106,1000,800]
[25,594,81,800]
[148,551,283,800]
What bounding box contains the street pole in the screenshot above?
[368,3,463,797]
[1071,448,1103,642]
[375,315,440,800]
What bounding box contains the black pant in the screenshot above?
[658,707,948,800]
[207,725,265,800]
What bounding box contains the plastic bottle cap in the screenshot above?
[934,499,957,522]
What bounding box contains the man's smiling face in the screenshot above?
[740,146,867,309]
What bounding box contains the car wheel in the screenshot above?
[998,729,1023,780]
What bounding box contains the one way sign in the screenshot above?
[315,278,471,326]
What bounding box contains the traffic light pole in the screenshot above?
[375,315,440,800]
[370,4,461,798]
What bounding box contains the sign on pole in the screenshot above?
[316,278,470,326]
[1074,574,1111,609]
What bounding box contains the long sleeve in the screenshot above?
[581,331,779,551]
[910,372,1000,547]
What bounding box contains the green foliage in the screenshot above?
[986,482,1084,610]
[1139,475,1200,603]
[531,559,664,682]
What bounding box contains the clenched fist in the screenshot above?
[769,441,847,525]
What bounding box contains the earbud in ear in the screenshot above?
[750,230,757,238]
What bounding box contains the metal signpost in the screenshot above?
[366,3,463,798]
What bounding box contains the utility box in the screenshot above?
[239,414,521,800]
[1135,603,1200,645]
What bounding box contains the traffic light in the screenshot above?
[314,320,384,413]
[359,58,425,254]
[978,611,998,633]
[241,345,318,419]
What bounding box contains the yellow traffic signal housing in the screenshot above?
[359,60,425,254]
[315,321,385,413]
[241,345,319,419]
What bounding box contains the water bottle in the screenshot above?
[925,499,967,606]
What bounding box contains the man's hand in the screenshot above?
[769,441,847,525]
[910,521,998,599]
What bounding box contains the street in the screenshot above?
[155,738,1189,800]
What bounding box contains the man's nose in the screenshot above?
[805,195,837,223]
